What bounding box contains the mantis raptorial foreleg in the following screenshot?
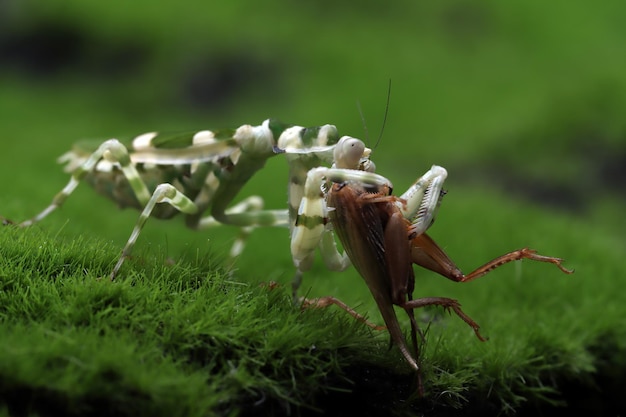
[395,165,448,237]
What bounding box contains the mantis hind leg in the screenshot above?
[17,139,202,280]
[196,197,290,259]
[111,183,199,280]
[20,139,152,227]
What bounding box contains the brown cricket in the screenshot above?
[319,178,573,388]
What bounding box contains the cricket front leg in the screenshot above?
[300,296,386,331]
[402,296,487,341]
[293,228,385,329]
[410,233,574,283]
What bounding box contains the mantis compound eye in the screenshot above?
[333,136,367,169]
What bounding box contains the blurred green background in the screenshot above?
[1,0,625,298]
[2,0,626,413]
[2,0,624,284]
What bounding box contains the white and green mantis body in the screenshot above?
[17,119,373,283]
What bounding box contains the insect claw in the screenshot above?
[258,280,281,290]
[301,296,387,331]
[272,145,286,155]
[1,216,15,226]
[552,259,575,274]
[447,303,488,342]
[519,248,575,275]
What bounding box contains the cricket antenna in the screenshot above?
[356,79,391,150]
[356,99,370,146]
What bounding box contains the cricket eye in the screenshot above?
[361,159,376,173]
[334,137,365,169]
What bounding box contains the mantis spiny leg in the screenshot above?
[395,165,448,238]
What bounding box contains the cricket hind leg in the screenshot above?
[452,248,574,282]
[411,233,574,283]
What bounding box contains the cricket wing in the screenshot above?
[329,184,389,298]
[329,184,418,370]
[383,210,414,305]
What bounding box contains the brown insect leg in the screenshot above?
[301,296,387,331]
[402,297,487,342]
[412,234,574,283]
[455,248,574,283]
[261,280,386,330]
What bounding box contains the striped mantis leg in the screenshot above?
[284,136,376,297]
[293,164,574,379]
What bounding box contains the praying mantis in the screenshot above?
[10,119,373,286]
